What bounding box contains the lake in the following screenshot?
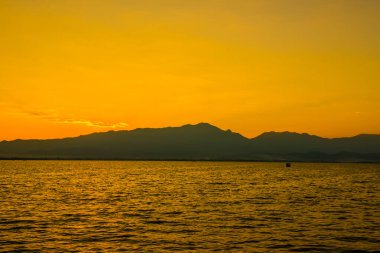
[0,161,379,252]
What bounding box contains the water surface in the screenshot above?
[0,161,379,252]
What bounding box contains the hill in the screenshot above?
[0,123,379,162]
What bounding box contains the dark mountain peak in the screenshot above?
[349,134,380,139]
[182,122,221,130]
[124,123,219,131]
[182,123,247,139]
[124,123,223,135]
[254,131,322,140]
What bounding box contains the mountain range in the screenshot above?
[1,123,379,162]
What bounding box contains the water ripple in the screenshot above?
[0,161,379,252]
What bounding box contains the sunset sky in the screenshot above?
[1,0,379,140]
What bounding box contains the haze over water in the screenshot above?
[0,161,379,252]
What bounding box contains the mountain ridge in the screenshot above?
[0,123,379,162]
[2,123,378,143]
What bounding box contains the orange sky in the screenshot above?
[1,0,380,140]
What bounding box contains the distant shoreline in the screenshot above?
[0,158,379,164]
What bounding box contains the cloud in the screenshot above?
[23,110,59,118]
[20,110,128,128]
[56,119,128,128]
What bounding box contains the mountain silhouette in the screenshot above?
[0,123,379,162]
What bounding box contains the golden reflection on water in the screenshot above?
[0,161,379,252]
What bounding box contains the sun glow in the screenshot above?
[1,0,379,140]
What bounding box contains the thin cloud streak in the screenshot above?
[56,119,128,128]
[20,110,128,129]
